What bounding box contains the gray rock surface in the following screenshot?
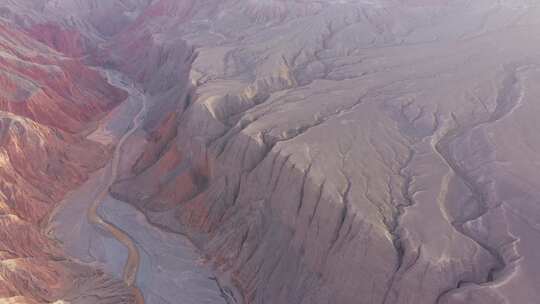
[108,1,540,304]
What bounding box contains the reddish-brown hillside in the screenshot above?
[0,22,126,133]
[0,18,132,303]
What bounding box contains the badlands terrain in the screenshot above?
[1,0,540,304]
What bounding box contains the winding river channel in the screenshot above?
[46,70,228,304]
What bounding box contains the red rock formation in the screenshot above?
[26,22,88,57]
[0,22,126,133]
[0,114,108,221]
[0,18,132,303]
[132,112,179,175]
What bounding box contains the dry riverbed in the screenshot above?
[47,69,228,304]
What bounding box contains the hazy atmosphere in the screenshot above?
[0,1,539,303]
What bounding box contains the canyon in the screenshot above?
[1,1,540,304]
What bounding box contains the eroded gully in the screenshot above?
[432,66,525,302]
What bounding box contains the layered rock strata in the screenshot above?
[0,13,133,303]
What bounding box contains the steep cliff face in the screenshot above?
[108,1,540,304]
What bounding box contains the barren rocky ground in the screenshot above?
[1,1,540,304]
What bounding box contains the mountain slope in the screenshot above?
[106,1,540,304]
[0,14,134,303]
[2,1,540,304]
